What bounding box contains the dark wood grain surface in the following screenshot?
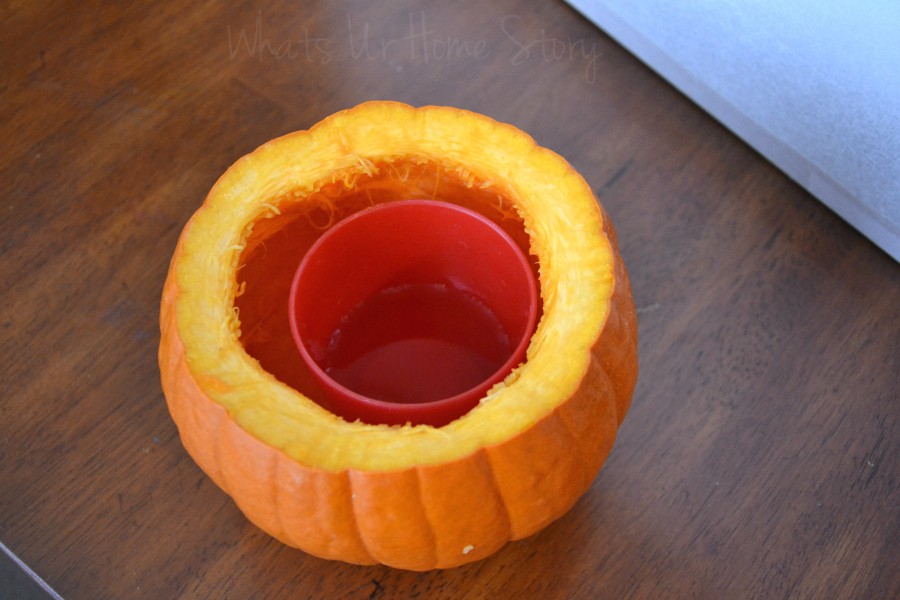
[2,1,898,598]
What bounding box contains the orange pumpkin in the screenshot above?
[158,101,638,569]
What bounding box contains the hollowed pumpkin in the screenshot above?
[158,101,638,570]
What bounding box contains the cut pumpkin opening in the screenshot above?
[233,156,544,417]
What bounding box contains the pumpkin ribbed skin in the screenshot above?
[158,102,637,569]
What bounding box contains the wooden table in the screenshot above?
[2,2,897,598]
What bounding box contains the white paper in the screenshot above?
[567,0,900,262]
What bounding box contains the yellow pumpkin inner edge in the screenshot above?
[172,102,615,471]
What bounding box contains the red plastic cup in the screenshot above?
[288,199,538,427]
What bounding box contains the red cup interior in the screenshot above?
[289,199,538,427]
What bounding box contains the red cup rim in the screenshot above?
[288,199,538,425]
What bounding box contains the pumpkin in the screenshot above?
[158,101,638,570]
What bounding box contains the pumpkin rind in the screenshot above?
[158,101,638,569]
